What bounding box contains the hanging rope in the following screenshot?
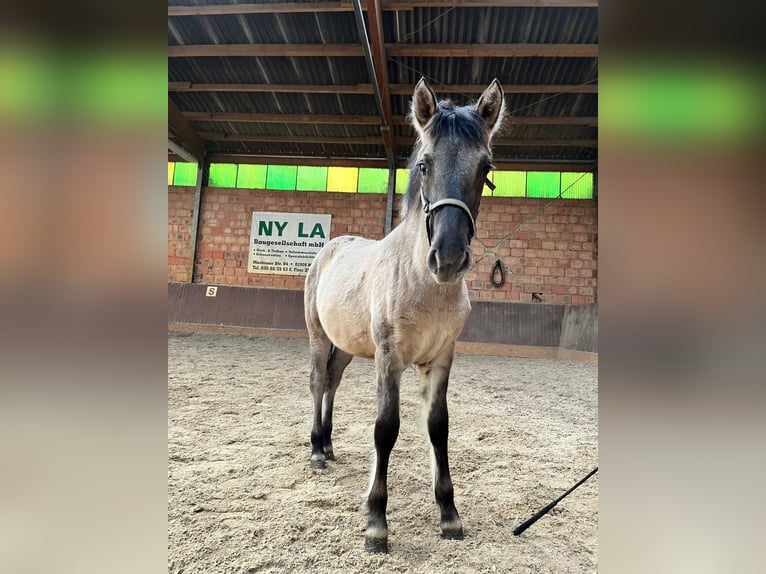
[490,259,505,288]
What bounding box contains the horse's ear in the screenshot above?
[476,79,505,138]
[411,77,438,138]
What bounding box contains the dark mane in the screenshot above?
[402,100,485,216]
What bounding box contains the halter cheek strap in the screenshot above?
[420,184,476,246]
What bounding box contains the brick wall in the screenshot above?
[168,186,597,304]
[168,186,196,283]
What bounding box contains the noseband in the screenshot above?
[419,176,495,246]
[420,186,475,246]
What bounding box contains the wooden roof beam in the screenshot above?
[185,111,597,126]
[185,112,381,125]
[200,133,384,145]
[208,154,391,168]
[169,2,356,16]
[389,83,598,94]
[169,82,597,95]
[201,132,597,147]
[398,137,598,147]
[168,44,596,58]
[168,97,205,163]
[387,44,598,57]
[363,0,396,165]
[386,1,597,8]
[204,154,596,172]
[169,82,375,94]
[168,1,597,17]
[168,44,364,58]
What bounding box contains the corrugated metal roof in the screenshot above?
[169,2,598,167]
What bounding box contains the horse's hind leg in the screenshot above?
[420,351,464,539]
[322,347,353,461]
[308,335,332,469]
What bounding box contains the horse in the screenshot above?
[303,78,505,553]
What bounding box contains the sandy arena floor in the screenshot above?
[168,332,597,573]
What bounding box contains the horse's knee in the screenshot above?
[374,414,400,453]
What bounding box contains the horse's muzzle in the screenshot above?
[427,246,471,284]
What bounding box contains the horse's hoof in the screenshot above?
[365,538,389,554]
[324,451,336,461]
[440,519,464,540]
[310,459,326,470]
[441,528,464,540]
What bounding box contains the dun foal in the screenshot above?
[304,78,505,553]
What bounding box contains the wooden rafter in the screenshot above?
[201,153,596,172]
[200,132,597,147]
[168,44,364,58]
[168,43,596,58]
[168,97,205,163]
[387,44,598,57]
[168,1,598,17]
[184,111,597,126]
[387,0,596,7]
[199,133,384,145]
[365,0,395,160]
[169,82,598,95]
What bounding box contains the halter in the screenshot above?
[419,175,495,246]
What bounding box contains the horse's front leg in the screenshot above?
[365,347,403,554]
[420,350,464,539]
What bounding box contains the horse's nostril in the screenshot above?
[458,252,470,273]
[427,248,439,274]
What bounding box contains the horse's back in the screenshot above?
[305,235,379,357]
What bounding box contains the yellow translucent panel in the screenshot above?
[167,162,174,186]
[327,166,358,193]
[395,168,410,194]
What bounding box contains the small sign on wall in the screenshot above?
[205,286,218,297]
[248,211,332,276]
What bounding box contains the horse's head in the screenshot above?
[409,78,505,285]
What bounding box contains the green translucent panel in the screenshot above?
[266,165,298,190]
[296,166,327,191]
[236,164,267,189]
[167,162,174,186]
[357,168,388,194]
[327,166,358,193]
[560,172,594,199]
[208,163,238,188]
[527,172,561,198]
[173,162,198,186]
[492,171,526,197]
[395,168,411,194]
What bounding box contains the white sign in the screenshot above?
[248,211,332,276]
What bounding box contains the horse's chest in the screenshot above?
[397,303,470,364]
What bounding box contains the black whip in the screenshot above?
[512,467,598,536]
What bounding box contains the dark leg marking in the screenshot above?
[308,339,332,469]
[365,349,402,553]
[321,346,352,461]
[427,370,464,539]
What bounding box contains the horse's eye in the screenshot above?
[418,162,428,175]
